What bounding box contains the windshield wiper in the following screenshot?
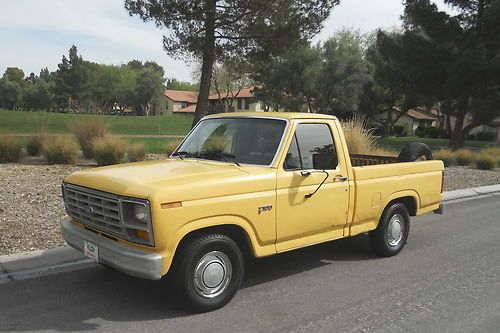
[216,152,241,167]
[171,151,190,160]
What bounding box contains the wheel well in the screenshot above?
[176,224,254,258]
[389,196,417,216]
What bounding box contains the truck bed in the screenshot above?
[350,154,397,166]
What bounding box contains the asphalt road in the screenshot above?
[1,195,499,333]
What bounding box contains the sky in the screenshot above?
[0,0,451,82]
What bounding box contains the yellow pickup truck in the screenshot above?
[60,112,444,311]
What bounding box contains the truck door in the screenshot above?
[275,121,349,251]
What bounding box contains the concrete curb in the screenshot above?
[1,183,499,284]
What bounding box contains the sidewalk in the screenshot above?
[1,184,499,284]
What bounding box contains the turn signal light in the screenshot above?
[136,230,149,242]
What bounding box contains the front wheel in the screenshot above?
[369,203,410,257]
[173,233,244,312]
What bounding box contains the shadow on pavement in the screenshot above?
[0,234,375,332]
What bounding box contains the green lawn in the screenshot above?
[377,136,498,151]
[0,109,193,136]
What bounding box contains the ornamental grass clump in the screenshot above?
[92,136,127,166]
[26,133,48,156]
[481,147,500,167]
[476,153,497,170]
[127,142,146,162]
[433,149,455,167]
[42,136,78,165]
[0,134,22,163]
[71,117,108,158]
[164,138,183,156]
[454,149,476,166]
[341,116,395,156]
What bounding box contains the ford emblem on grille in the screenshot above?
[85,205,94,215]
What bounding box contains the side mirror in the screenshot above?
[312,153,335,170]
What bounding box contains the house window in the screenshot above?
[237,99,242,110]
[165,102,169,110]
[181,102,188,108]
[244,98,250,110]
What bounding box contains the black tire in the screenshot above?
[397,142,433,162]
[173,233,244,312]
[369,203,410,257]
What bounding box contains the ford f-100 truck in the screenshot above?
[60,112,444,311]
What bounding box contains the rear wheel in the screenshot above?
[369,203,410,257]
[173,233,244,312]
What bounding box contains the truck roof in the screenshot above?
[205,112,337,121]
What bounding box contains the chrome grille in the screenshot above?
[63,184,125,238]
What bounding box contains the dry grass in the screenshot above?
[0,134,22,163]
[26,133,48,156]
[127,142,146,162]
[92,136,127,166]
[434,149,455,167]
[341,117,395,156]
[455,149,476,166]
[42,136,78,165]
[164,138,183,156]
[476,153,497,170]
[481,147,500,166]
[71,117,108,158]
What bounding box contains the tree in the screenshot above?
[402,0,500,149]
[134,67,164,116]
[23,78,55,111]
[0,78,23,109]
[166,79,198,91]
[253,30,370,114]
[3,67,25,86]
[358,30,421,137]
[125,0,338,127]
[54,45,93,111]
[210,58,252,112]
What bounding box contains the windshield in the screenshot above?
[174,117,287,166]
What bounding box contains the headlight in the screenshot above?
[120,199,153,246]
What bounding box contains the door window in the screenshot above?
[283,123,337,170]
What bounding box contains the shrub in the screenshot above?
[476,154,497,170]
[455,149,476,166]
[92,136,126,166]
[0,134,22,163]
[392,125,408,137]
[164,138,183,156]
[127,142,146,162]
[42,136,78,165]
[71,117,108,158]
[475,132,495,142]
[427,127,440,138]
[26,133,48,156]
[415,126,427,138]
[433,149,455,167]
[481,147,500,166]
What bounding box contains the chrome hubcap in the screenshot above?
[387,214,404,246]
[193,251,232,298]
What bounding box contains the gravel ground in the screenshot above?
[0,163,499,255]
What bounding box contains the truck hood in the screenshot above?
[64,159,276,202]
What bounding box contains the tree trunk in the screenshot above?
[192,0,216,128]
[448,100,467,150]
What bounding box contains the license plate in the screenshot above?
[84,241,99,262]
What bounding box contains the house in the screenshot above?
[158,90,199,115]
[208,87,265,112]
[374,107,438,135]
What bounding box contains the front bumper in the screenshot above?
[60,219,163,280]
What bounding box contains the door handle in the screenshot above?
[334,176,348,182]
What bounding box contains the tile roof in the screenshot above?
[208,87,256,100]
[164,90,198,103]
